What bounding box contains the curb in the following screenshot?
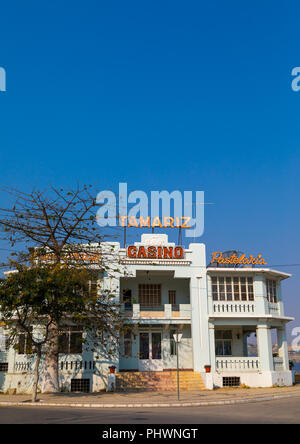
[1,393,300,409]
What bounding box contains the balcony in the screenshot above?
[122,303,191,321]
[216,357,260,372]
[212,301,256,316]
[210,301,283,317]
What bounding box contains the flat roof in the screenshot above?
[206,267,291,280]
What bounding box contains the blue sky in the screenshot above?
[0,1,299,339]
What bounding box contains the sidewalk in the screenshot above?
[1,385,300,408]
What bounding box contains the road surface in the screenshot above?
[0,397,300,424]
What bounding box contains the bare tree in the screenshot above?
[0,185,122,393]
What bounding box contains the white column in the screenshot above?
[257,325,274,371]
[254,275,268,315]
[190,277,202,372]
[277,326,289,371]
[208,323,216,372]
[206,274,213,315]
[189,275,210,372]
[133,304,140,319]
[188,242,209,373]
[277,284,285,317]
[164,304,172,319]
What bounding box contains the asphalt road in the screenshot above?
[0,398,300,424]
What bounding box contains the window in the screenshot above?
[88,273,99,297]
[18,332,33,355]
[211,276,254,301]
[168,290,176,305]
[170,329,177,356]
[71,378,90,393]
[152,332,161,359]
[123,333,132,357]
[122,289,132,310]
[0,363,8,372]
[138,284,161,307]
[59,327,83,354]
[266,279,277,303]
[139,332,149,359]
[215,330,232,356]
[223,377,240,387]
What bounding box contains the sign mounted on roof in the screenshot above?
[96,183,205,239]
[127,245,184,259]
[210,251,267,265]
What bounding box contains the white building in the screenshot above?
[0,233,293,393]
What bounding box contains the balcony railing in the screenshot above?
[122,303,191,320]
[139,305,165,311]
[273,356,284,371]
[211,301,283,317]
[59,359,96,372]
[12,355,97,374]
[216,357,260,371]
[212,301,256,315]
[268,303,280,315]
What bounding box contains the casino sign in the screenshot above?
[127,245,184,259]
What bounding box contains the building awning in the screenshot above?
[207,267,291,280]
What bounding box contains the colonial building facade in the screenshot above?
[0,233,293,393]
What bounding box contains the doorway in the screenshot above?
[139,330,163,371]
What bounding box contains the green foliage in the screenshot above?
[0,264,128,352]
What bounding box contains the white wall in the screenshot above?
[212,370,293,388]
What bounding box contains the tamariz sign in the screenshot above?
[127,245,184,259]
